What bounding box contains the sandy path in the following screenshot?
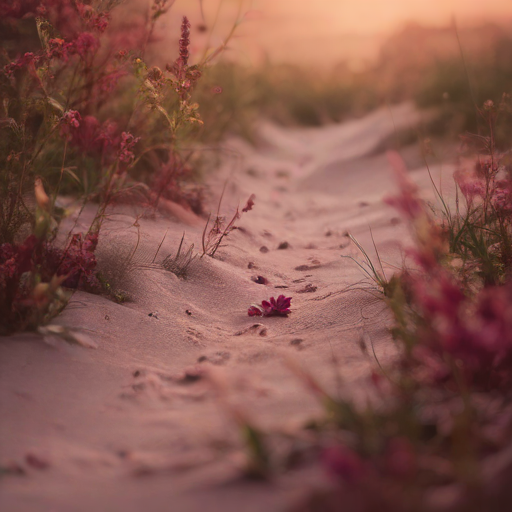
[0,103,452,512]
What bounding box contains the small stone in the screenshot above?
[25,453,50,470]
[277,241,289,250]
[185,309,192,316]
[260,246,269,253]
[251,275,268,285]
[290,338,303,345]
[178,366,203,384]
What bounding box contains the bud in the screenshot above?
[32,283,50,307]
[35,177,49,210]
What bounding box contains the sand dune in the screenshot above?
[0,104,453,511]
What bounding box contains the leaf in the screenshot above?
[47,97,65,113]
[156,105,174,129]
[63,167,81,186]
[36,17,51,50]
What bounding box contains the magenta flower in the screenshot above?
[322,445,366,484]
[242,194,256,213]
[178,16,191,67]
[45,232,99,289]
[72,32,99,58]
[385,151,424,220]
[247,295,292,317]
[455,172,485,202]
[118,132,140,164]
[59,110,82,140]
[3,52,41,77]
[384,438,417,479]
[248,306,262,317]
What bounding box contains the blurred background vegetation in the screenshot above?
[189,21,512,146]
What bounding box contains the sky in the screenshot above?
[167,0,512,67]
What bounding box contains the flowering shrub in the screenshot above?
[0,229,99,335]
[0,1,223,334]
[44,232,99,289]
[382,132,512,390]
[288,104,512,510]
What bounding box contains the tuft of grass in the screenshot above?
[342,231,397,298]
[162,232,197,279]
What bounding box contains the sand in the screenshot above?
[0,102,455,512]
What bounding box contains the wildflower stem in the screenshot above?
[52,139,69,210]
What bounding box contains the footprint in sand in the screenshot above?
[297,283,318,293]
[120,367,207,402]
[197,351,231,365]
[186,327,205,346]
[234,323,268,337]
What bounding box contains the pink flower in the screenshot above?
[44,232,100,290]
[457,177,485,202]
[322,445,366,484]
[385,151,424,220]
[384,438,417,479]
[492,180,512,214]
[242,194,256,213]
[72,32,99,58]
[60,110,82,140]
[248,306,262,317]
[0,235,38,290]
[118,132,140,164]
[178,16,191,67]
[247,295,292,317]
[3,52,41,77]
[47,38,73,61]
[58,113,120,159]
[77,3,110,33]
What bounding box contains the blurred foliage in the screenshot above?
[192,62,379,141]
[190,22,512,146]
[415,37,512,147]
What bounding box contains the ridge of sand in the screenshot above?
[0,103,454,512]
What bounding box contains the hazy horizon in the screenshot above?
[155,0,512,68]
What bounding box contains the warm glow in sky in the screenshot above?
[168,0,512,66]
[255,0,512,33]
